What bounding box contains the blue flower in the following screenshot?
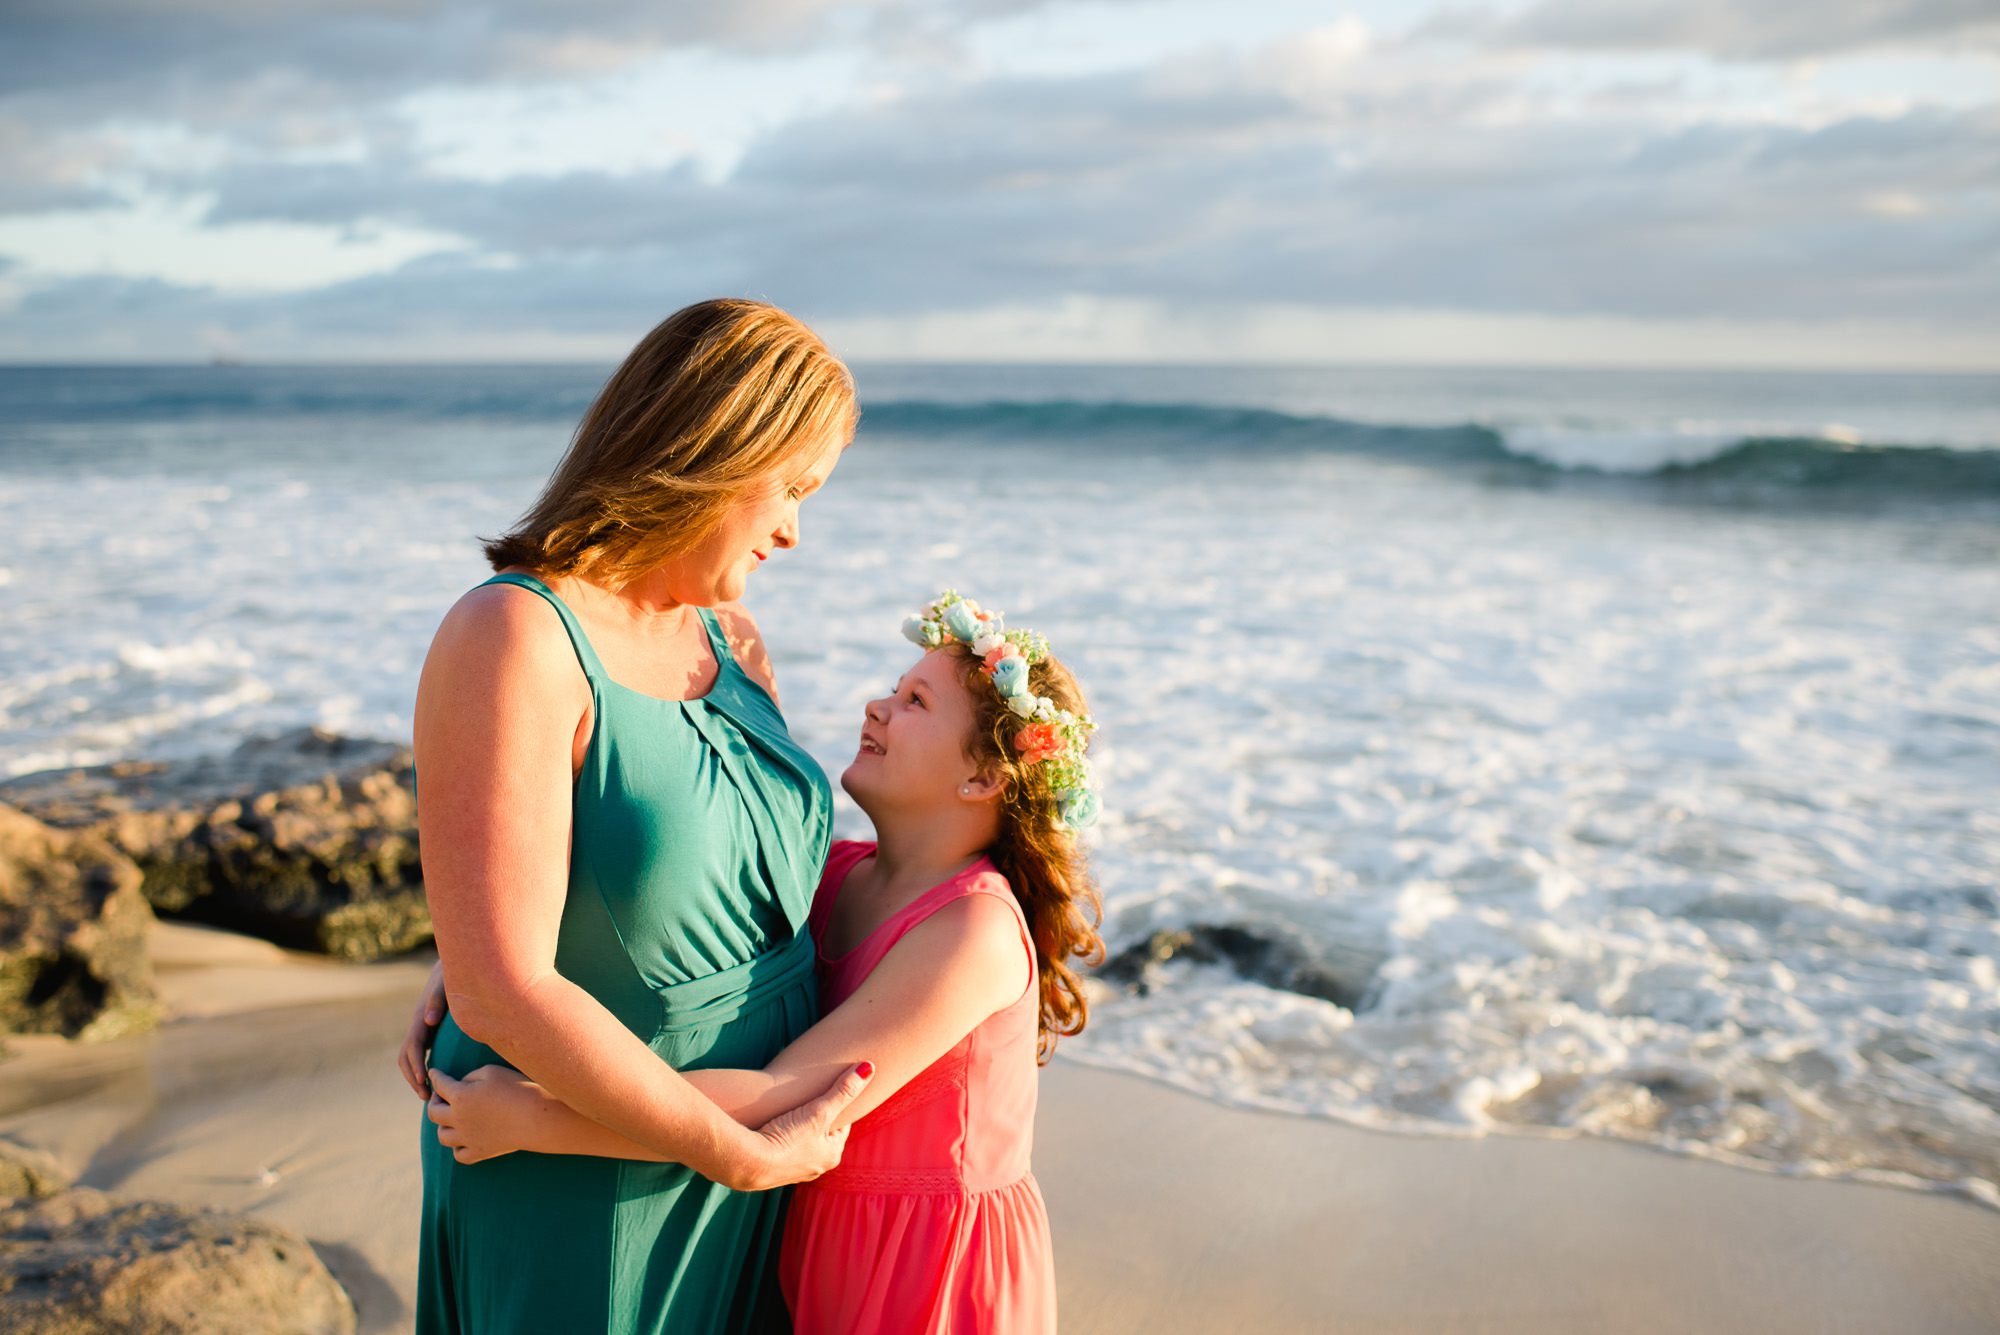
[1058,788,1101,829]
[991,656,1028,696]
[901,616,931,647]
[943,602,981,643]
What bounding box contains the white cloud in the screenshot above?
[0,194,465,293]
[1482,0,2000,60]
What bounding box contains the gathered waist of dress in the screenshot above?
[650,930,815,1036]
[803,1164,1040,1199]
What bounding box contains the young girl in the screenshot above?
[416,590,1104,1332]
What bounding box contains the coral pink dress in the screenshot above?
[780,840,1057,1334]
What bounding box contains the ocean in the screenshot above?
[3,361,1996,1209]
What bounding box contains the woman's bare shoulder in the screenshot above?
[712,601,781,707]
[412,581,589,795]
[426,580,582,694]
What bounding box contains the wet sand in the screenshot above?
[3,922,1996,1334]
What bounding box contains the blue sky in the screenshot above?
[1,0,1995,366]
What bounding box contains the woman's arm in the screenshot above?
[428,893,1029,1164]
[416,585,864,1189]
[398,962,783,1121]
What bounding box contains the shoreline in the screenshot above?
[3,922,1997,1333]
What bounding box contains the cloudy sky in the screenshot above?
[2,0,1996,366]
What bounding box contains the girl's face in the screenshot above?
[842,649,983,813]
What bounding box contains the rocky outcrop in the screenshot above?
[0,1188,354,1334]
[0,1141,71,1202]
[0,729,426,961]
[1099,922,1384,1012]
[0,805,157,1040]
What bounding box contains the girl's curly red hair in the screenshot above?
[941,643,1105,1062]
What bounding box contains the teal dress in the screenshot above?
[417,573,832,1334]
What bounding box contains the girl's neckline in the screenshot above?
[817,843,997,966]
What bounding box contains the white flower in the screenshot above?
[972,633,1007,658]
[1007,694,1040,718]
[1033,697,1056,722]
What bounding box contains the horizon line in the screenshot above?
[0,357,1995,377]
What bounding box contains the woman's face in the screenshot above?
[843,650,982,814]
[656,432,848,605]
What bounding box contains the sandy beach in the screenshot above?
[4,921,1997,1335]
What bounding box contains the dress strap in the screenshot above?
[477,573,608,684]
[809,841,877,945]
[695,607,740,677]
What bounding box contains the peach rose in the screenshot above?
[1015,722,1062,766]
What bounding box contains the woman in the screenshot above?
[410,299,871,1334]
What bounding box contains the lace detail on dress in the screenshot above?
[805,1165,1042,1199]
[806,1164,966,1195]
[861,1048,967,1129]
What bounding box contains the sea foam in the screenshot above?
[3,363,1996,1211]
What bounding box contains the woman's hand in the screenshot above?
[736,1061,874,1191]
[427,1065,552,1164]
[397,960,449,1098]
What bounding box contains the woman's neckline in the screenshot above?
[601,674,726,707]
[502,569,729,706]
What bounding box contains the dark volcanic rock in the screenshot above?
[0,804,157,1040]
[1099,922,1383,1012]
[0,728,427,961]
[0,1188,355,1334]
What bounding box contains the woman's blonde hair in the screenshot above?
[483,299,859,586]
[943,643,1106,1063]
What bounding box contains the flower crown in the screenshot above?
[901,590,1101,830]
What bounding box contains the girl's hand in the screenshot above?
[427,1065,551,1164]
[397,960,450,1098]
[742,1062,873,1190]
